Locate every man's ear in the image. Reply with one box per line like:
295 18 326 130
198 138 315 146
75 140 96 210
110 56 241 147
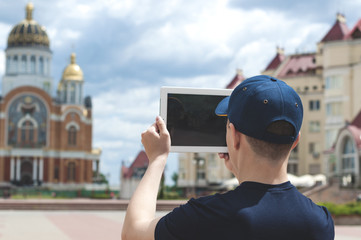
291 132 301 150
229 123 241 150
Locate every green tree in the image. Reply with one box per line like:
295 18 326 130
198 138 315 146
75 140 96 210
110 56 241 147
171 172 178 189
93 171 109 184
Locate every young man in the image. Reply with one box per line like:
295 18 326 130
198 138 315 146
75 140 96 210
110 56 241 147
122 75 335 240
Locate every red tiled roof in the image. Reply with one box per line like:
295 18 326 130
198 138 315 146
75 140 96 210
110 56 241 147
321 18 349 42
265 52 285 71
346 125 361 149
351 109 361 128
277 54 316 78
345 18 361 40
122 151 149 179
226 70 245 89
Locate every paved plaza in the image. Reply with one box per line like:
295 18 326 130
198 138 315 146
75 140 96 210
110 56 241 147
0 211 360 239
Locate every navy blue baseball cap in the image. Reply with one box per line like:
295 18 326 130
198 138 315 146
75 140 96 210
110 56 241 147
215 75 303 144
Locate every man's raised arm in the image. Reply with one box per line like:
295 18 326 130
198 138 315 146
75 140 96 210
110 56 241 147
121 116 170 240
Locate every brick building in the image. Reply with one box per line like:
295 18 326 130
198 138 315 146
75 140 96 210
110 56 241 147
0 3 101 188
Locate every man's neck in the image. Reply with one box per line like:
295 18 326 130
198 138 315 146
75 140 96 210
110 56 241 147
234 155 289 185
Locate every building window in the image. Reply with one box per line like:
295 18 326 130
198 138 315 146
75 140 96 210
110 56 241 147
309 100 320 111
309 142 321 158
326 129 338 149
67 162 76 182
39 57 44 75
287 163 298 175
309 164 321 175
70 83 76 104
6 56 10 73
68 126 77 146
79 84 83 104
195 159 206 181
309 121 320 132
46 58 50 76
12 55 18 73
21 55 27 73
325 75 343 90
30 55 36 73
20 120 35 146
63 83 67 103
44 58 48 75
54 166 59 180
43 82 50 93
208 154 217 168
342 137 355 172
326 102 342 117
341 137 356 187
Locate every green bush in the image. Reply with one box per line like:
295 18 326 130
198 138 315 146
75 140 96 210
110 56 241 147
90 193 111 199
319 202 361 216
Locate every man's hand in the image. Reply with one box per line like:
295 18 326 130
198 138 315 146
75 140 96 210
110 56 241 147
141 116 170 165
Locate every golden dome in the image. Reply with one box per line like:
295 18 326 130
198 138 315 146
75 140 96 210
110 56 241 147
62 53 84 81
7 3 50 49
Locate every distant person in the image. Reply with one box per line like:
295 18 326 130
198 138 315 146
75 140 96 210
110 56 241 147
122 75 334 240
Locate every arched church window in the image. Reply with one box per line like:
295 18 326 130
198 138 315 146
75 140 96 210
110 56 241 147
39 57 44 75
21 55 27 73
20 120 35 146
68 126 77 146
45 58 49 76
342 137 355 171
6 56 10 73
8 95 47 147
70 83 76 104
63 84 67 103
78 84 83 104
30 55 36 73
54 166 59 181
12 55 18 73
67 162 76 182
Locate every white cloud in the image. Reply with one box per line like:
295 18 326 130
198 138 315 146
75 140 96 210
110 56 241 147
164 74 230 89
0 22 11 77
53 0 101 20
0 22 11 48
120 0 242 64
0 51 4 78
103 0 183 24
94 116 148 141
93 86 159 120
48 28 82 48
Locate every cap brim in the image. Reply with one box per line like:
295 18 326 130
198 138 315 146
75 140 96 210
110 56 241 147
215 96 230 116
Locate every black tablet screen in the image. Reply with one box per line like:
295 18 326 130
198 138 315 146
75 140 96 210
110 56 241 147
167 93 228 147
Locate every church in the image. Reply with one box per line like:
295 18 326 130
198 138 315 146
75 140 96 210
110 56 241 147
0 3 101 187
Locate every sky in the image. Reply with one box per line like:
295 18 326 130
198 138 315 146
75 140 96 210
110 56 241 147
0 0 360 185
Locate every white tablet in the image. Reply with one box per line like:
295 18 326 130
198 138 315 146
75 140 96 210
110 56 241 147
160 87 232 153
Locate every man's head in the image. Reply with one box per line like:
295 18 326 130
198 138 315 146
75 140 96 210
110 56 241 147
216 75 303 160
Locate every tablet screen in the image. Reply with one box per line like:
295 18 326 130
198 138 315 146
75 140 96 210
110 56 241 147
167 94 227 146
160 87 231 152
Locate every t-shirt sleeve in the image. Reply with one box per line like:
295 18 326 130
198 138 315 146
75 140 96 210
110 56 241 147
155 199 199 240
320 206 335 239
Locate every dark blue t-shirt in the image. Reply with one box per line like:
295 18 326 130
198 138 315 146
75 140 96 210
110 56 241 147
155 181 334 240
